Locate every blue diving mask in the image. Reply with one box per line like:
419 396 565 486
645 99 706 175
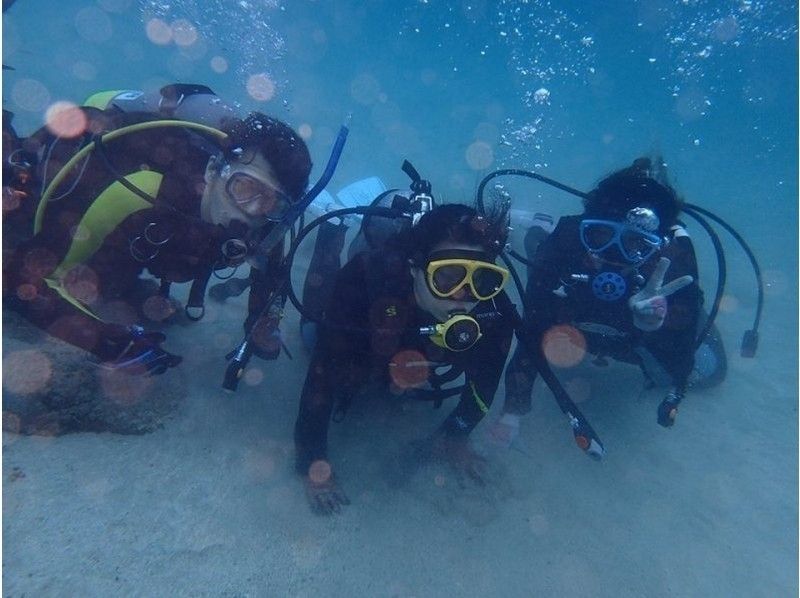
579 207 664 264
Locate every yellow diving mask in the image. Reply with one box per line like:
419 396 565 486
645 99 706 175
425 249 509 301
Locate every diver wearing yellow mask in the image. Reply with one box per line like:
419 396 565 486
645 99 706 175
294 203 515 516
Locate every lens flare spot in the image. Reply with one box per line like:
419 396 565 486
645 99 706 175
72 61 98 81
243 367 265 386
3 350 53 395
718 294 739 313
11 79 50 112
22 247 57 278
171 18 198 47
541 325 587 368
63 264 99 305
297 123 312 140
350 73 381 105
389 350 430 389
3 187 22 212
146 18 173 45
246 73 276 102
142 295 176 322
75 7 113 43
48 316 101 352
210 55 229 73
16 283 38 301
420 68 437 85
465 141 494 170
45 102 88 139
434 474 446 487
98 368 153 405
308 459 331 484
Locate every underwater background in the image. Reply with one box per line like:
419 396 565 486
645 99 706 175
3 0 798 596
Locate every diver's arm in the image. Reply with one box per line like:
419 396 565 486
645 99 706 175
244 238 285 330
3 218 152 361
643 232 701 388
241 239 286 360
294 346 338 475
293 256 371 474
502 224 567 416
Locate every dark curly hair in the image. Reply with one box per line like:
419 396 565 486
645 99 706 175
396 203 509 265
222 112 312 201
583 157 682 234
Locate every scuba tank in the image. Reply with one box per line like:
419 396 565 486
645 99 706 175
298 160 435 351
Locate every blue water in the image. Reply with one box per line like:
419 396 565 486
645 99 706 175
3 1 797 596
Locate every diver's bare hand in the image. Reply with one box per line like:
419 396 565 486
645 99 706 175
486 413 521 449
303 461 350 515
629 257 693 331
430 435 487 487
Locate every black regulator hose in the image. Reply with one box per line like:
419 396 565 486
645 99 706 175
499 250 605 460
285 205 402 323
685 203 763 357
679 207 727 350
476 168 589 214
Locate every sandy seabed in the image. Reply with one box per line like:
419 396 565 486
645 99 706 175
3 271 797 598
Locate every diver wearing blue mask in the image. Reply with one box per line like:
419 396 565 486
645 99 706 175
491 158 726 449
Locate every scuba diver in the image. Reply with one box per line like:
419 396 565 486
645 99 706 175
293 196 516 515
3 84 314 375
489 157 732 449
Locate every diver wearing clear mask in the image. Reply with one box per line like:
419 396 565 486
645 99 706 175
4 84 312 375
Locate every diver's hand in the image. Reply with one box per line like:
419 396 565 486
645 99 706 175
657 390 683 428
303 464 350 516
486 413 520 449
426 434 487 487
100 326 182 376
249 309 283 360
629 257 693 331
251 327 282 360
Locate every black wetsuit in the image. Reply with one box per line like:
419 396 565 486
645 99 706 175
504 215 701 416
294 249 515 475
3 108 283 360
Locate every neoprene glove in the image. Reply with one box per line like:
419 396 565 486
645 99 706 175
100 325 182 376
629 257 693 332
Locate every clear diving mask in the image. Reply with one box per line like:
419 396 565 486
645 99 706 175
221 165 295 223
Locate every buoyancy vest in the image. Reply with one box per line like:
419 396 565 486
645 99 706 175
32 84 243 321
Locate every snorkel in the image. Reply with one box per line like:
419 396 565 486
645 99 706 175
222 118 350 391
247 118 351 270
